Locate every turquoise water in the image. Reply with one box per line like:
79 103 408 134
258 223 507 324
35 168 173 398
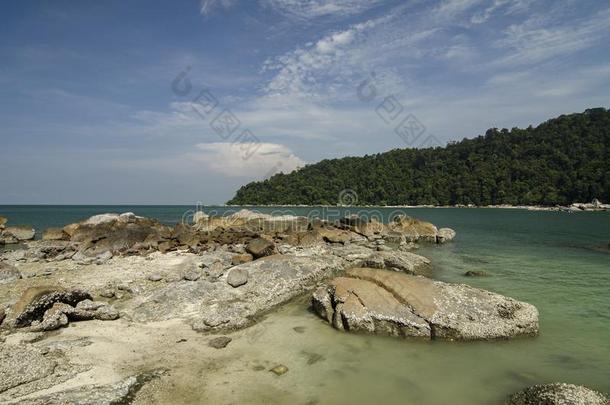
1 206 609 403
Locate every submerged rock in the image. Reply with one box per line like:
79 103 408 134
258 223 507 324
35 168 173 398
270 365 289 376
208 336 232 349
506 383 609 405
312 267 539 340
464 270 489 277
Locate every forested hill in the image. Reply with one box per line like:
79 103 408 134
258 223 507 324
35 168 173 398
228 108 610 206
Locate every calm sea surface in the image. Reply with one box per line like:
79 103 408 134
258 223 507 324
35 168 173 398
1 205 609 404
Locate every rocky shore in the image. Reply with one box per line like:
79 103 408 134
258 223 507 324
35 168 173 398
0 210 605 403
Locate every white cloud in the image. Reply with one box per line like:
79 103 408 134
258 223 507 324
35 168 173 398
200 0 237 15
192 142 305 177
261 0 384 19
494 7 610 65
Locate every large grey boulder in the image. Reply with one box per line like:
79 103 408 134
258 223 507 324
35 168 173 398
313 267 539 340
128 251 345 331
3 226 35 241
507 383 609 405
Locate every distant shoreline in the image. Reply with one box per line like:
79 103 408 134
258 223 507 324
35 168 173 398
225 203 610 212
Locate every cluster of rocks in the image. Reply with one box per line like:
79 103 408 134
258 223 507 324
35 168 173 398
0 215 35 245
1 286 118 332
568 198 610 212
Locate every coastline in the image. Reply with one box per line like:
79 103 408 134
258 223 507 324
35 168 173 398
225 203 610 212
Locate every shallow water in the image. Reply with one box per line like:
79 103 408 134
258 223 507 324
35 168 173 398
1 206 609 403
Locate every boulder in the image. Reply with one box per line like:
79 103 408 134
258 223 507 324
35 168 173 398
10 286 92 328
193 211 209 224
42 228 68 241
437 228 456 243
31 299 119 332
3 226 35 241
312 268 539 340
231 253 253 265
0 216 6 229
0 307 5 326
0 232 18 245
353 250 430 275
507 383 609 405
246 237 276 259
388 215 438 243
68 213 171 255
339 216 387 239
226 268 248 287
129 251 345 332
0 262 21 284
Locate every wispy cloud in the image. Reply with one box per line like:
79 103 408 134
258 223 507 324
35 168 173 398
261 0 385 19
494 7 610 65
200 0 237 15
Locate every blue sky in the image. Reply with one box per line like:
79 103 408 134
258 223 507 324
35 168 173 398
1 0 609 204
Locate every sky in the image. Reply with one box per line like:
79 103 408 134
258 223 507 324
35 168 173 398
1 0 609 204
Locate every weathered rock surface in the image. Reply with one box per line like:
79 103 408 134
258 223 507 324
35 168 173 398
0 216 7 229
388 215 438 243
3 226 36 241
313 267 539 340
506 383 609 405
68 213 171 256
0 262 21 284
30 299 119 331
246 237 276 258
437 228 457 243
128 250 345 331
226 267 248 287
9 286 92 328
12 370 165 405
41 228 68 241
231 253 253 265
0 345 56 394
